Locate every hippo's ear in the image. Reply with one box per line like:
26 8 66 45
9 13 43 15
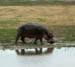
48 31 53 35
48 31 54 38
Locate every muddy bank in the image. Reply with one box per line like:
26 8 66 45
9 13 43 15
0 42 75 50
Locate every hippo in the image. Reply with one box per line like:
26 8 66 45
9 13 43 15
15 23 54 45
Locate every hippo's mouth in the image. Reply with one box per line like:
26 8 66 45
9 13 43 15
50 41 54 44
48 39 55 44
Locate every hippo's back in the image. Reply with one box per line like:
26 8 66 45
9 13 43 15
18 23 48 35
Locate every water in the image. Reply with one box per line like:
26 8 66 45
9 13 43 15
0 48 75 67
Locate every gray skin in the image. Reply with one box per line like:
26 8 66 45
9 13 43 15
15 23 54 45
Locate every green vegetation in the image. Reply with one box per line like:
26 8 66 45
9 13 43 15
51 25 75 41
36 18 46 22
0 28 16 43
63 37 75 41
0 20 19 24
0 0 74 5
3 8 17 12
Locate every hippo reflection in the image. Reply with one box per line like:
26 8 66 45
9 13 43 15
15 48 54 55
15 23 54 45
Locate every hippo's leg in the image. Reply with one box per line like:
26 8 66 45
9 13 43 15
21 36 26 44
34 38 38 44
15 33 20 45
39 38 43 45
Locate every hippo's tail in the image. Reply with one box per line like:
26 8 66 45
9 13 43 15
15 31 21 45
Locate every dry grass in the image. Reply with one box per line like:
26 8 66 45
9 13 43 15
0 5 75 28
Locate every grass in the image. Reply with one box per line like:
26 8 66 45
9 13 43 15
3 8 17 12
0 14 5 16
0 20 19 24
63 37 75 41
0 28 16 43
51 25 75 41
36 18 46 22
0 0 74 5
0 4 75 43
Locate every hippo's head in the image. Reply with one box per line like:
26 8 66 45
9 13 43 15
45 32 55 44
